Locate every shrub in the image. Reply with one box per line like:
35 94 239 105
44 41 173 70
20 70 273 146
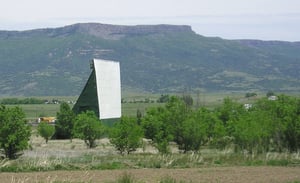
37 122 55 143
0 106 31 159
110 116 143 154
73 111 105 148
55 102 75 139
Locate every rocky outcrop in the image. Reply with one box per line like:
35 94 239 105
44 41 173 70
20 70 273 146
73 23 193 39
0 23 194 40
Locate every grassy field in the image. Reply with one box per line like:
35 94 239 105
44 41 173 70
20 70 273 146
0 135 300 182
6 91 295 121
2 92 257 121
5 102 165 122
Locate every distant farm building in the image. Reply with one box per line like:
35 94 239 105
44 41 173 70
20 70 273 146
72 59 121 120
38 117 56 123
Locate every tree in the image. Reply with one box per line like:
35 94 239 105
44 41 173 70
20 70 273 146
165 96 192 145
110 116 143 154
254 95 300 152
273 95 300 152
141 107 173 153
216 97 245 136
73 111 105 148
0 106 31 159
38 122 55 143
232 109 272 153
180 117 205 152
55 102 75 139
177 107 225 152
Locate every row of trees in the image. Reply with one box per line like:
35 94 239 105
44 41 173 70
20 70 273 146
142 95 300 153
1 94 299 159
0 98 45 105
54 94 299 154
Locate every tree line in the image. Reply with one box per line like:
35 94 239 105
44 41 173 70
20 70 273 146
0 98 45 105
0 94 299 159
142 94 300 153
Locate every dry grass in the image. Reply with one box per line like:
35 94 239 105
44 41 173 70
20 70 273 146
1 135 300 182
3 167 300 183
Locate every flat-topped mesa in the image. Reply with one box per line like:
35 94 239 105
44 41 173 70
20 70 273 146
0 23 194 39
72 23 194 39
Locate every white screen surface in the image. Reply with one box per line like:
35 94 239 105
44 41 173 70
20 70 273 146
93 59 121 119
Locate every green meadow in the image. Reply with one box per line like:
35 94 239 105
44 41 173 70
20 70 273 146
1 91 273 121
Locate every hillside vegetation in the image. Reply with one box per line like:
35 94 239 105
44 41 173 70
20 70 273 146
0 23 299 96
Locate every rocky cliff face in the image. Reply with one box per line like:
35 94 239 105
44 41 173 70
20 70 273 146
75 23 193 39
0 23 194 40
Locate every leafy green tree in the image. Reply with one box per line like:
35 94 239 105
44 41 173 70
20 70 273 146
141 107 173 153
196 108 225 140
180 116 205 152
110 116 143 154
177 107 226 152
165 96 192 145
37 122 55 143
0 106 31 159
73 111 105 148
274 95 300 152
142 96 195 153
254 97 285 152
142 107 166 140
55 102 75 139
233 110 272 153
196 108 226 149
216 97 245 135
226 95 300 153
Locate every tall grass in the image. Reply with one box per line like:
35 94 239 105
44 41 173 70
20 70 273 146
1 150 300 172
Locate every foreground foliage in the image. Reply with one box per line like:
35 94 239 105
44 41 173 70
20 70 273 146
109 116 143 154
142 94 300 153
73 111 105 148
0 106 31 159
55 102 76 139
37 122 55 143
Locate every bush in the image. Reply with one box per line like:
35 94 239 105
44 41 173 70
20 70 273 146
73 111 105 148
55 102 75 139
110 116 143 154
0 106 31 159
38 122 55 143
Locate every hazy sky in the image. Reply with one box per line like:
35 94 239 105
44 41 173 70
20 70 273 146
0 0 299 41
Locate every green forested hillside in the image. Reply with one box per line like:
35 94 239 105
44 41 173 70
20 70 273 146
0 23 299 96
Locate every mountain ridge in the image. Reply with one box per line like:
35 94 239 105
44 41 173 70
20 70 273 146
0 23 299 96
0 23 193 40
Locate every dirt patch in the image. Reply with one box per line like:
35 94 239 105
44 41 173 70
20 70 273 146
3 166 300 183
